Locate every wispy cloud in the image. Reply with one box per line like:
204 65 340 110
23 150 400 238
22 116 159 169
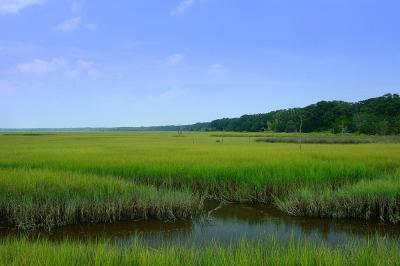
76 59 98 77
167 53 185 65
171 0 195 15
208 63 228 73
86 23 97 31
16 57 98 77
0 0 45 15
209 63 224 70
16 58 67 76
55 17 81 32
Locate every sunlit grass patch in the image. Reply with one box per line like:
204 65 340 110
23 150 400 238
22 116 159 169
0 168 202 230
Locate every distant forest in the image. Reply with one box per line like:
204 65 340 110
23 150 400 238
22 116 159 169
181 93 400 135
2 94 400 135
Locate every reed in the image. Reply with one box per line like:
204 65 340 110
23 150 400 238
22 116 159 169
0 168 202 230
275 175 400 223
0 237 399 265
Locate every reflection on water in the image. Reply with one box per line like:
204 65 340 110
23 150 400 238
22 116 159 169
1 201 399 247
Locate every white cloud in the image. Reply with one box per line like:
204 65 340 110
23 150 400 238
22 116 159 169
171 0 195 15
0 0 45 15
16 58 67 76
16 58 98 77
76 59 93 69
55 17 81 32
167 53 185 65
86 23 97 31
208 63 228 74
76 59 98 77
209 63 224 70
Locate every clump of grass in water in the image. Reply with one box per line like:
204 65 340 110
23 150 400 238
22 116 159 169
0 168 203 230
275 175 400 223
0 236 399 265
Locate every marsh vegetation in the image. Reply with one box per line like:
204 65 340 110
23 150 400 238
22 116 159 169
0 132 399 224
0 132 399 264
1 236 400 266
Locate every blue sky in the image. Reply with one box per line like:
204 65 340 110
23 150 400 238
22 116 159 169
1 0 399 128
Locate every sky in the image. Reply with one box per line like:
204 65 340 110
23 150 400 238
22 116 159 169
1 0 400 128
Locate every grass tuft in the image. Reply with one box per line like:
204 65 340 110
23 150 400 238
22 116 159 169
275 176 400 223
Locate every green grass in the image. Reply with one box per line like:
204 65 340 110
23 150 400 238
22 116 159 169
0 237 399 266
0 131 400 264
275 175 400 223
0 168 202 230
1 132 399 187
0 131 399 226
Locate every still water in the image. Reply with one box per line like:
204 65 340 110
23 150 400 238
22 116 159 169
1 201 399 247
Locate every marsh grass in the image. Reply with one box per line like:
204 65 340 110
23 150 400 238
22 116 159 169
1 133 397 188
0 132 399 227
0 236 399 265
275 175 400 223
0 168 202 230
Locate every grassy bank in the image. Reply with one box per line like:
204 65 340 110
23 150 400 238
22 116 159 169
275 175 400 223
0 237 399 265
0 168 202 230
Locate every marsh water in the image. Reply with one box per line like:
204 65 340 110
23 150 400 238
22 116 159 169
1 201 399 247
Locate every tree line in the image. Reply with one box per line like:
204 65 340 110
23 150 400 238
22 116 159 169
201 93 400 135
5 93 397 135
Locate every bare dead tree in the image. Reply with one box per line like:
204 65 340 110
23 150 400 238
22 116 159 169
298 115 303 151
291 109 303 151
341 121 345 135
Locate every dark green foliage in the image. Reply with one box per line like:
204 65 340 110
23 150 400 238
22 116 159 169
208 93 400 134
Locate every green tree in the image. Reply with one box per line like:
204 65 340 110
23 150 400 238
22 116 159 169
286 120 297 132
